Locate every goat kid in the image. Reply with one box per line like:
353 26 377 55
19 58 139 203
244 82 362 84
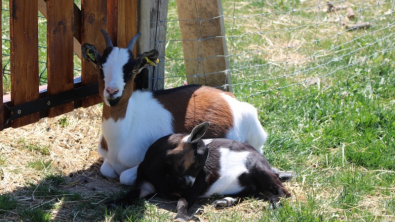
109 122 292 221
81 29 268 185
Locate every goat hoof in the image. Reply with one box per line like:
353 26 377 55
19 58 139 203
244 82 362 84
212 199 228 208
174 214 189 221
212 197 239 208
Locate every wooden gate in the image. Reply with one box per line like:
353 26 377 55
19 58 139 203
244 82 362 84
0 0 139 130
1 0 230 131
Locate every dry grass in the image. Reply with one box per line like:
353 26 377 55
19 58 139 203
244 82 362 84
0 104 310 221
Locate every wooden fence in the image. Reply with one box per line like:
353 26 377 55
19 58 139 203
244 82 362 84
1 0 229 131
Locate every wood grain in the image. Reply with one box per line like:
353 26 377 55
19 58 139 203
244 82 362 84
150 0 169 91
10 0 40 127
107 0 118 44
46 0 74 117
117 0 137 53
38 0 82 58
81 0 107 107
176 0 231 91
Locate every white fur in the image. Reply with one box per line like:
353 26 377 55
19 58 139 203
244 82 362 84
222 94 268 154
182 135 190 143
200 148 250 197
202 139 213 146
120 165 138 185
184 176 196 187
140 181 156 198
101 47 130 105
98 91 173 184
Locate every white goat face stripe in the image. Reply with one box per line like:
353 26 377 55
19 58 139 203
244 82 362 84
102 47 130 104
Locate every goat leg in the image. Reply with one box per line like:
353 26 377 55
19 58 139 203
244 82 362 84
212 197 240 208
175 198 189 221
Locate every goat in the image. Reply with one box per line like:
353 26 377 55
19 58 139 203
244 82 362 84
108 122 293 221
81 29 268 185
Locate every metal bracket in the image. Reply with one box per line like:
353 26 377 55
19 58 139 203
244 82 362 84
4 82 99 125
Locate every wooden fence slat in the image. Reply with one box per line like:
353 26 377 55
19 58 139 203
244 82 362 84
81 0 107 107
176 0 231 91
46 0 74 117
107 0 118 44
0 1 3 130
38 0 82 59
73 3 82 43
150 0 169 91
10 0 40 127
117 0 137 52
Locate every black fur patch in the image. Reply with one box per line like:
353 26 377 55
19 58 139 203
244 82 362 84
108 97 121 106
122 50 137 83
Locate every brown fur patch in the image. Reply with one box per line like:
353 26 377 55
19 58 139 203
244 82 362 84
100 136 108 151
154 85 234 138
101 75 137 122
167 139 196 173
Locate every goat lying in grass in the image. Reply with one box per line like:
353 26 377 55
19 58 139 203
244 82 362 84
81 29 268 185
108 122 293 221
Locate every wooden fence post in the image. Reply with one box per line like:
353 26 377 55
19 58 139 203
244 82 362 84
175 0 231 91
150 0 169 91
10 0 40 127
47 0 74 117
81 0 107 107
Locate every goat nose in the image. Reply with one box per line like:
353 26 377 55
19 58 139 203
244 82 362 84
106 87 119 95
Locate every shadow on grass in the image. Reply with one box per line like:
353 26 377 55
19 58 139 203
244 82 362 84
0 159 204 221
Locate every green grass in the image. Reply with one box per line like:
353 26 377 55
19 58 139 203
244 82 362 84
17 139 50 156
19 208 51 222
27 160 52 171
57 117 69 127
0 194 18 212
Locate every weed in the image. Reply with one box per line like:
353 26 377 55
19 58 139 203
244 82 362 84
19 208 51 222
17 139 50 156
44 175 65 186
57 117 69 127
27 160 52 171
0 195 18 212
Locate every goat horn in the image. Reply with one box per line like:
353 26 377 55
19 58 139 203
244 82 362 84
127 32 141 52
100 29 113 48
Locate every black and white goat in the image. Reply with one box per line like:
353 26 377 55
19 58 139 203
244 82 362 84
108 122 292 221
81 29 268 185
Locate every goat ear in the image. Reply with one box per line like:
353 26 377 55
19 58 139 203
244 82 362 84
81 43 102 68
133 49 159 74
187 122 210 144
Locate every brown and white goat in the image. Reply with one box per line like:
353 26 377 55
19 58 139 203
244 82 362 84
81 29 268 185
108 122 292 221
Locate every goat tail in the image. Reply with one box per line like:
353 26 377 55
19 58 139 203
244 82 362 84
246 113 268 154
